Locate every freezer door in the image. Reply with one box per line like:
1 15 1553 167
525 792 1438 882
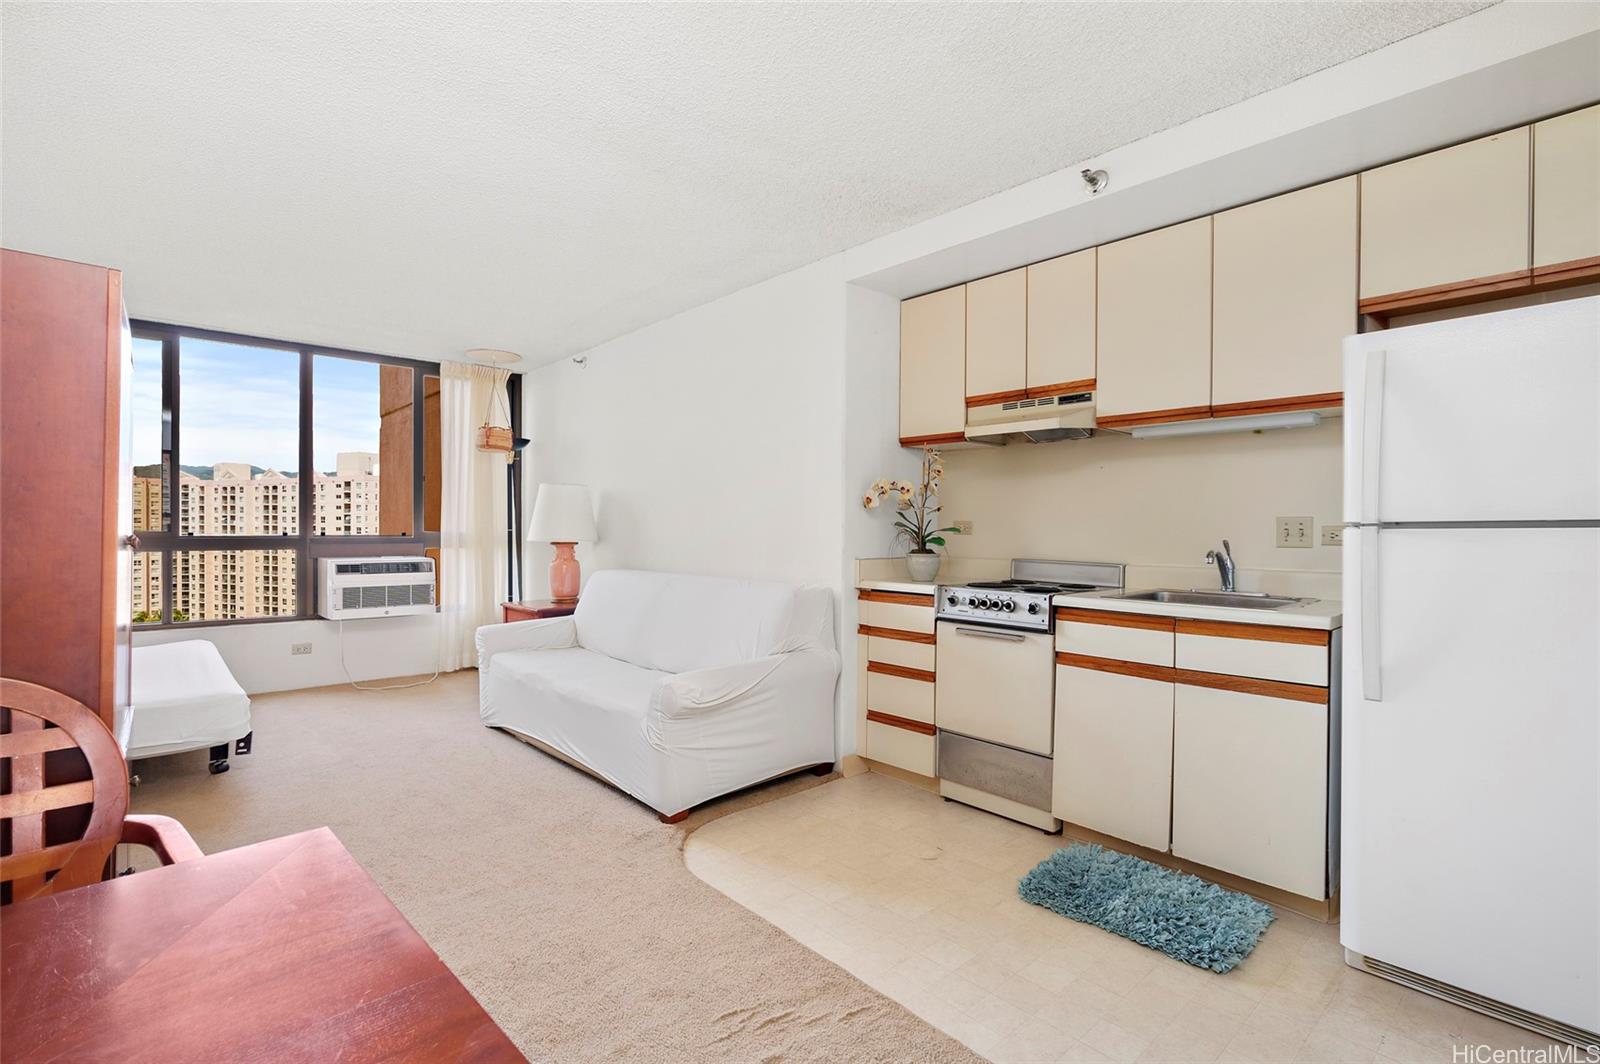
1343 296 1600 525
1342 526 1600 1030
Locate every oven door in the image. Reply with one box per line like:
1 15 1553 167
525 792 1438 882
934 621 1055 756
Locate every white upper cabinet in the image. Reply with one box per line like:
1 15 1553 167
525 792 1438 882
1359 127 1531 303
1533 103 1600 274
964 268 1027 403
1096 217 1212 422
899 286 966 444
1212 177 1357 410
1026 249 1096 395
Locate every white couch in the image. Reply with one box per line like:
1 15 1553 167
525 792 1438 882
476 569 840 821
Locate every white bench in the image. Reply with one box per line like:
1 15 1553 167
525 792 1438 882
129 640 253 774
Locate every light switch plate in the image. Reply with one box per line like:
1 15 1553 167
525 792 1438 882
952 520 974 535
291 642 313 656
1276 516 1313 548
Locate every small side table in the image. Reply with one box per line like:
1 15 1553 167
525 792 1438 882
502 599 577 623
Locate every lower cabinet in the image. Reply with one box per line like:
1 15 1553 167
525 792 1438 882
865 718 935 776
1171 682 1328 899
1052 663 1173 852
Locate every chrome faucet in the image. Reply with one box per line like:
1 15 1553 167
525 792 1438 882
1204 540 1237 592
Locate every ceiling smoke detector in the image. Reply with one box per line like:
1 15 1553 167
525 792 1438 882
1081 168 1109 195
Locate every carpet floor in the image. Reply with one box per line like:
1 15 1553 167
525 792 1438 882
127 670 978 1063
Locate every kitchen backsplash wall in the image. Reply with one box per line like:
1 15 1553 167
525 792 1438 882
938 418 1343 573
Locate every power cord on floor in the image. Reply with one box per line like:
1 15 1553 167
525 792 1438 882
337 618 441 691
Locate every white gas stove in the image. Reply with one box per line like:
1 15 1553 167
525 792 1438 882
933 559 1124 832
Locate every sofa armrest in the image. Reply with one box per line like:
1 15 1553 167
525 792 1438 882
652 650 839 721
475 616 578 669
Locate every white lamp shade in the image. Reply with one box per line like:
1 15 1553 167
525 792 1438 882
528 483 596 543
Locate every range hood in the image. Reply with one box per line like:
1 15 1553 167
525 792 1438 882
964 391 1096 444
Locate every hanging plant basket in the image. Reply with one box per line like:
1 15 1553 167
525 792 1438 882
477 386 514 453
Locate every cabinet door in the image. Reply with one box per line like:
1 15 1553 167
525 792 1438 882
899 286 966 444
1212 177 1357 410
1172 682 1327 898
1533 103 1600 274
1096 218 1212 423
1026 249 1095 395
964 268 1026 403
1052 664 1173 851
1360 127 1531 303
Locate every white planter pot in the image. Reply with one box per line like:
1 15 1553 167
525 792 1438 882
905 551 941 583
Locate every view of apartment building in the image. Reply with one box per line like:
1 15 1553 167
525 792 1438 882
131 452 381 622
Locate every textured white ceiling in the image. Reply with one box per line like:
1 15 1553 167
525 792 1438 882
2 2 1490 365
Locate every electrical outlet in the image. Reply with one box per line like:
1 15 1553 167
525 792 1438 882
1276 516 1313 548
952 520 973 535
1321 525 1345 546
291 642 313 656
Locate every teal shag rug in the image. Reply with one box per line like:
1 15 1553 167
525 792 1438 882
1018 844 1274 973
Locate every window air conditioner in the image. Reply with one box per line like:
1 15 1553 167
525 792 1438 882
317 556 436 620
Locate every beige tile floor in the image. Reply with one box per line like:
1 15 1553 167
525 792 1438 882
685 771 1565 1063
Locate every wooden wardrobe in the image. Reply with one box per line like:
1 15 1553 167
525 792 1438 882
1 249 133 876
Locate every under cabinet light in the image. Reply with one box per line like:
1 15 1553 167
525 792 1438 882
1129 411 1321 439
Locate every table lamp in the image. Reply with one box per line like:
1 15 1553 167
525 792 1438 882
528 483 596 602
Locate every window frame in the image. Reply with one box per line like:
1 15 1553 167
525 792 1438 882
130 321 522 628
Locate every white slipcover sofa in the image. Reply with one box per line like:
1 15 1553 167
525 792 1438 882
476 569 840 821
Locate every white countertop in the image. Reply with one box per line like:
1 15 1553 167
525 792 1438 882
856 578 943 596
1054 588 1343 630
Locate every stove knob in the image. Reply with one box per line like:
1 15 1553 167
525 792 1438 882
946 594 958 607
1027 602 1041 614
1001 600 1016 612
965 596 977 607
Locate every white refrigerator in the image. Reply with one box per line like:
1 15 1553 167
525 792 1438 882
1341 296 1600 1046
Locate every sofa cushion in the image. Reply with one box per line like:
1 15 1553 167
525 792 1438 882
573 569 832 675
493 646 667 722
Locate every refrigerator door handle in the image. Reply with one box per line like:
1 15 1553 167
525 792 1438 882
1361 526 1382 702
1361 349 1387 525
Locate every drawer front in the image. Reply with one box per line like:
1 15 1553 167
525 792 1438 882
858 598 935 634
1057 618 1174 666
866 635 935 672
1172 682 1328 898
1176 632 1327 686
866 720 935 776
866 669 935 725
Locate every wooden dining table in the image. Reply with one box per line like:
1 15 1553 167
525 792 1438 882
1 826 526 1063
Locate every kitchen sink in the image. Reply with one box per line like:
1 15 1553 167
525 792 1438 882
1115 589 1308 610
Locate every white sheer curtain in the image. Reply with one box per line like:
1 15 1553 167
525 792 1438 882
439 360 511 671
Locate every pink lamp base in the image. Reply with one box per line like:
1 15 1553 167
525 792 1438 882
549 542 581 602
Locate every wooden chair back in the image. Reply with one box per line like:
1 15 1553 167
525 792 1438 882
1 677 128 903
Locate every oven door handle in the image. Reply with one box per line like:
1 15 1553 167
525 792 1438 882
952 625 1028 642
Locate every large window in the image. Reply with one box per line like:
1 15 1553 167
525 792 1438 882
129 324 521 626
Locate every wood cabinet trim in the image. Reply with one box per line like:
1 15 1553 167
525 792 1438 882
1530 255 1600 288
866 660 936 684
1095 405 1213 430
857 624 936 645
1174 668 1329 705
1056 651 1175 684
865 710 937 736
1174 618 1331 646
1026 378 1096 399
856 589 935 607
1055 608 1175 632
1209 392 1344 417
1358 268 1533 317
899 431 966 448
965 388 1029 408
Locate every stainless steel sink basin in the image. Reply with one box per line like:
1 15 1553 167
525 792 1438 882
1115 589 1308 610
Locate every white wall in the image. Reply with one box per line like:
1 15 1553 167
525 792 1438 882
524 255 851 593
938 420 1345 575
133 615 440 694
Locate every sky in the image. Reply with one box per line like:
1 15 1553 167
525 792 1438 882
131 336 410 474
